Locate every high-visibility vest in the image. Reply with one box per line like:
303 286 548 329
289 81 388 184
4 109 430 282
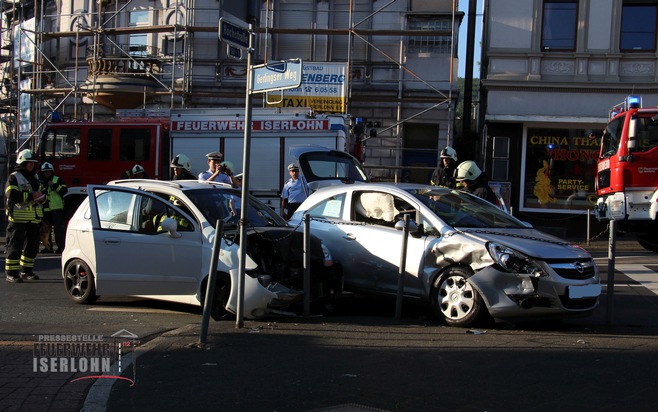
44 176 66 211
5 171 43 223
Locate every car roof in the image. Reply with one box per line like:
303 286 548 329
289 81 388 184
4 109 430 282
108 179 233 193
309 181 452 195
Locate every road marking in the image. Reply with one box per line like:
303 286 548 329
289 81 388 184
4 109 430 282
615 264 658 296
87 307 192 315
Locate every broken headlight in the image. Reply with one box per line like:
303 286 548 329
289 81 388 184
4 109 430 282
487 242 547 277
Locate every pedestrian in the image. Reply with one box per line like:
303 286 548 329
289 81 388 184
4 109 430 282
4 149 46 283
430 146 458 188
280 163 310 220
454 160 498 205
199 152 235 186
170 154 196 180
39 162 68 253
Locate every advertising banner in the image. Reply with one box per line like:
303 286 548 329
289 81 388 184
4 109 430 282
522 127 601 211
266 62 347 113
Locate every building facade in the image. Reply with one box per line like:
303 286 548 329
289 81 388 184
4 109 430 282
480 0 658 236
0 0 463 184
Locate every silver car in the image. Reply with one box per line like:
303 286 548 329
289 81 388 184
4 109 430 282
289 151 601 327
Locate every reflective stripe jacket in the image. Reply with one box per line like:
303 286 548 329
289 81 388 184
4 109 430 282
44 175 67 211
5 170 44 223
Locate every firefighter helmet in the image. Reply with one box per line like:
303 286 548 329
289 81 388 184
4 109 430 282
41 162 54 172
132 164 145 175
454 160 482 182
16 149 38 165
170 154 191 172
440 146 458 162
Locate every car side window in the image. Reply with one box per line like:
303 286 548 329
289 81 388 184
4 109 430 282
307 193 345 218
353 191 416 228
96 191 135 230
140 195 194 233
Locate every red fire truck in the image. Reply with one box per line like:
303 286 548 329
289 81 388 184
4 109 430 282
594 95 658 252
37 108 350 218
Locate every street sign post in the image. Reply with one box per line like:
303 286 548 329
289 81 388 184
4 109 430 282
218 18 250 50
251 59 303 94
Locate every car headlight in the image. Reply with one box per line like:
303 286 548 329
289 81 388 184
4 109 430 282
487 242 547 277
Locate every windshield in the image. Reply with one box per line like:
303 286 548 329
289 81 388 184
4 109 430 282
408 188 526 229
184 188 285 229
601 116 624 158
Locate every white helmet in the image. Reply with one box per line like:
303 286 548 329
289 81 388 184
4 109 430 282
41 162 54 172
455 160 482 182
132 164 145 175
16 149 38 165
440 146 458 162
171 154 191 172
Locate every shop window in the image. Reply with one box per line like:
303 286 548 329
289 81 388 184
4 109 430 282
621 3 658 52
541 1 577 51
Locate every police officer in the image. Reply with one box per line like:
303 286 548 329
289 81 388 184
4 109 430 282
199 151 234 186
170 154 196 180
40 162 68 253
454 160 498 205
280 163 309 220
5 149 46 282
431 146 458 188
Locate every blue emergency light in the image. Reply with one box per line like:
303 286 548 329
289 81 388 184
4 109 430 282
626 95 641 109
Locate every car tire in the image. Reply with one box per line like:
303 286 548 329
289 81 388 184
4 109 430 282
431 266 484 327
202 273 232 321
63 259 99 304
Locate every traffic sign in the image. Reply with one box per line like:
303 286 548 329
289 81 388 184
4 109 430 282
251 60 303 94
219 18 250 50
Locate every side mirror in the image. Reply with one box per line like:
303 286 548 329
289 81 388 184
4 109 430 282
160 217 181 238
395 218 419 233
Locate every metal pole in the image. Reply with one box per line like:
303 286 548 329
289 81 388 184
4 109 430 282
236 23 255 329
395 214 410 320
605 219 616 326
587 209 591 246
303 214 311 316
200 220 224 344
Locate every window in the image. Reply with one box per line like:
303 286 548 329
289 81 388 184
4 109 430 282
353 191 415 227
542 1 577 51
87 128 113 161
307 194 346 219
621 3 658 51
40 128 80 159
408 16 453 54
129 10 149 57
119 128 151 161
491 136 510 181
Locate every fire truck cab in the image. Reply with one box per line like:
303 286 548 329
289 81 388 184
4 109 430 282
595 95 658 252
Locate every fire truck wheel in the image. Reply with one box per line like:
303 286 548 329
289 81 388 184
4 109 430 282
64 259 99 304
637 235 658 253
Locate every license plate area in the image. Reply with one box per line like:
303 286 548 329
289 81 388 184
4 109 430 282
568 284 602 299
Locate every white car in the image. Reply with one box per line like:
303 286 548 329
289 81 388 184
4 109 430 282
289 148 601 327
61 180 338 319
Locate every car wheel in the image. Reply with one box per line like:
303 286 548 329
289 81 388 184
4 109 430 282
63 259 98 304
202 273 232 321
432 266 484 327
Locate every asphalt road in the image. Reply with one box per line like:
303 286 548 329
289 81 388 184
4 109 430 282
1 245 658 411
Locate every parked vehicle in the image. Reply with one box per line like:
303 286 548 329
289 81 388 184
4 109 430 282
289 150 601 327
594 95 658 252
61 179 339 319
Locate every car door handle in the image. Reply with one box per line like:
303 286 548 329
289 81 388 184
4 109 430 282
343 233 356 241
104 239 121 245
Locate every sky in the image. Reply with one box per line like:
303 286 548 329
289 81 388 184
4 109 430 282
458 1 483 78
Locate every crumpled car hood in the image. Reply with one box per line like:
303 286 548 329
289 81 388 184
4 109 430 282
455 228 590 260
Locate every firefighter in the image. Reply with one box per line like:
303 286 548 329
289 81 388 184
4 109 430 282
4 149 46 283
131 164 146 178
430 146 458 189
170 154 196 180
280 163 310 220
454 160 498 205
40 162 68 253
